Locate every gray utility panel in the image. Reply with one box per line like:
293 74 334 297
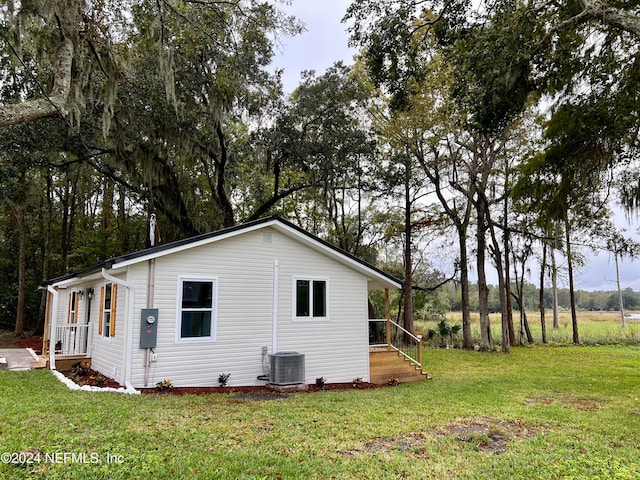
140 308 158 348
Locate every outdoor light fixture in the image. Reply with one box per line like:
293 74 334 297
87 288 94 300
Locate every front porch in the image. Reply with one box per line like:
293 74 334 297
41 323 91 370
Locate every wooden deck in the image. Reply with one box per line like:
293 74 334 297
37 355 91 371
369 348 429 384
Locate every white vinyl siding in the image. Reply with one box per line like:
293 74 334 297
87 278 126 384
276 234 369 384
79 226 373 388
127 231 274 387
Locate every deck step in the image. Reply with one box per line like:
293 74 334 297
369 349 430 385
41 355 91 371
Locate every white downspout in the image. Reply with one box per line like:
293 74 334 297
272 259 279 353
101 268 137 393
47 285 60 370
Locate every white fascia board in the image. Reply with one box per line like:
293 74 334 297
51 271 105 288
50 277 78 289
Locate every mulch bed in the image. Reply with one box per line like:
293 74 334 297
59 366 386 395
141 381 384 396
7 335 393 396
62 367 123 389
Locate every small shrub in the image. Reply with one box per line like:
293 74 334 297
69 361 90 385
387 376 400 386
93 374 107 387
70 361 89 377
156 379 173 391
427 319 462 348
218 373 231 387
315 377 326 390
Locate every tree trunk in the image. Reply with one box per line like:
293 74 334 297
564 215 579 344
503 191 515 346
615 253 626 328
403 165 414 335
523 309 534 343
14 203 26 337
485 200 509 353
33 173 53 336
551 247 560 329
539 242 547 344
0 38 74 127
512 253 525 345
215 123 235 228
476 199 492 350
459 227 473 349
581 0 640 39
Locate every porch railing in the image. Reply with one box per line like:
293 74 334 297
369 318 422 369
53 324 89 355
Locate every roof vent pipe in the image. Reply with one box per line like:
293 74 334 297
149 214 161 247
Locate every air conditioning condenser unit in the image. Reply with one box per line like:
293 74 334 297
269 352 305 385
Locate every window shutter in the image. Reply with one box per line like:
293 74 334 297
67 294 72 323
98 287 104 335
110 284 118 337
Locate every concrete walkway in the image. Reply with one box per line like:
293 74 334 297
0 348 38 371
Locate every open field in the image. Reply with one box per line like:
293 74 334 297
1 345 639 479
415 310 640 347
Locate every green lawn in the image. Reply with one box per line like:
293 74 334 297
1 346 639 479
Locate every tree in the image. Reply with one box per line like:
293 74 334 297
252 62 382 259
603 229 640 328
368 52 475 347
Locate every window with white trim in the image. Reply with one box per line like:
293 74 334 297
177 277 217 341
294 278 328 320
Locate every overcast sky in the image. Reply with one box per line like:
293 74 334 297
270 0 356 93
269 1 640 292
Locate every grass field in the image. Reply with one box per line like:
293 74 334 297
1 345 639 479
415 310 640 347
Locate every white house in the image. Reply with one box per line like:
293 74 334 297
43 216 426 390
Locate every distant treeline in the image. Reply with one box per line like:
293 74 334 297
406 283 639 322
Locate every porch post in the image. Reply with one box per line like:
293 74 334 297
417 335 423 369
42 290 51 356
47 285 60 370
385 288 391 351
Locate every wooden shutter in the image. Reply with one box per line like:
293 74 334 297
74 292 79 323
67 294 72 323
98 286 104 335
110 284 118 337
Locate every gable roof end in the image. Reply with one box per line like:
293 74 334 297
49 216 402 290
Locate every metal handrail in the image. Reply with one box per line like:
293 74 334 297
369 318 422 368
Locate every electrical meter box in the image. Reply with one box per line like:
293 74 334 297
140 308 158 348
